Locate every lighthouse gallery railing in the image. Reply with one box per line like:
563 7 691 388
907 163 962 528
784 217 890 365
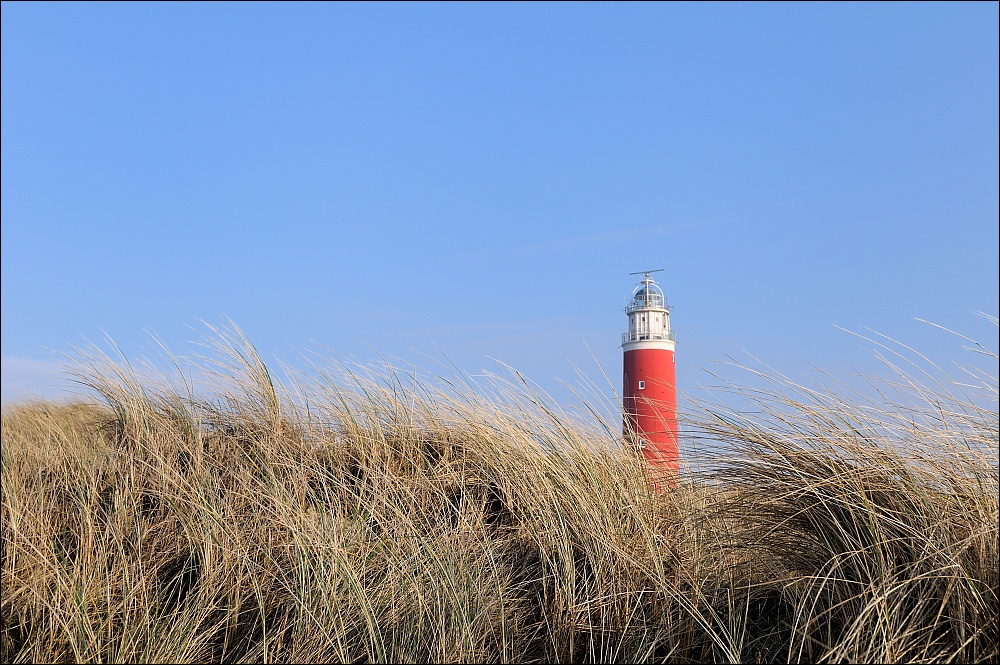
622 330 676 344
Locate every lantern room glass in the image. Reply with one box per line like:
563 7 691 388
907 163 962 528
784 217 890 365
629 282 665 310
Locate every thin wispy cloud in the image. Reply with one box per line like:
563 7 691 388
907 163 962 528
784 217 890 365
1 356 66 403
492 221 709 257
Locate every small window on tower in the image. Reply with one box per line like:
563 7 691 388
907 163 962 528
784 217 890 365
638 380 645 390
638 439 647 449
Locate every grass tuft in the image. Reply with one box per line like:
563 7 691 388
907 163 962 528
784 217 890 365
2 322 996 663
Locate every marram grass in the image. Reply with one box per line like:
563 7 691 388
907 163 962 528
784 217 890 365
1 323 996 663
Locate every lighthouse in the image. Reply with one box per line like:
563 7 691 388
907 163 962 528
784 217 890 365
622 270 678 477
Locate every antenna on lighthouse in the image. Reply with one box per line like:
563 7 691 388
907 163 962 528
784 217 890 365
629 268 664 288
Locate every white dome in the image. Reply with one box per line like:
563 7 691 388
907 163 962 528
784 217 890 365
630 281 665 310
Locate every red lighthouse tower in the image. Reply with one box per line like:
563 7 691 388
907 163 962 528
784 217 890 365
622 270 678 477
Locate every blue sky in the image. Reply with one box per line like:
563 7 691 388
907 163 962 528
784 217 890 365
2 2 998 405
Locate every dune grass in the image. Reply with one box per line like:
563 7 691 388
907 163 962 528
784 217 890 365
1 322 996 663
